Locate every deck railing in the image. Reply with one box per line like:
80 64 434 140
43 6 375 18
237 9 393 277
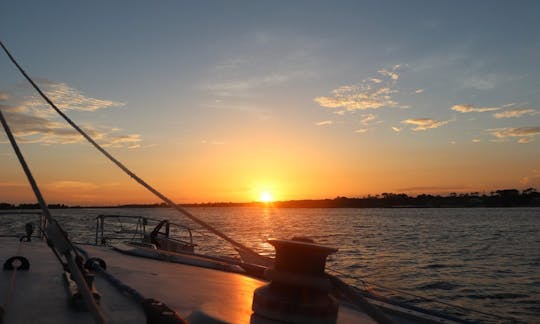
94 214 194 247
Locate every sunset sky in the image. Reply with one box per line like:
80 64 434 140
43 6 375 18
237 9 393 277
1 1 539 205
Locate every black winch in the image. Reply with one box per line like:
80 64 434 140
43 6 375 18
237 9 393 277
252 238 339 323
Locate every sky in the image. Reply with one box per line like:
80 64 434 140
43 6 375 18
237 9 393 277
1 1 539 205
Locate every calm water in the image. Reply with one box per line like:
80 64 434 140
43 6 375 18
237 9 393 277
2 207 539 323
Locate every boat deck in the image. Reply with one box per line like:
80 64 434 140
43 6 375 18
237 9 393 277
0 238 375 323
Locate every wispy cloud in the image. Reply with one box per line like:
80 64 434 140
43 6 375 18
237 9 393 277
518 137 534 144
487 127 540 143
401 118 451 131
397 185 474 193
0 81 140 148
451 104 503 113
415 89 424 94
23 79 125 112
315 120 333 126
354 128 369 134
378 66 400 80
204 32 321 101
520 169 540 186
206 73 296 96
315 65 402 111
493 109 538 119
201 140 225 145
462 75 497 90
351 114 381 133
0 181 27 188
391 126 402 133
1 104 80 143
359 114 378 125
46 181 100 191
101 134 142 148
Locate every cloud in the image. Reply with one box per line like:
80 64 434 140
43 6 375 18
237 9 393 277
46 181 100 191
401 118 451 131
1 104 141 147
0 81 140 148
518 137 534 144
359 114 378 125
355 128 369 134
488 127 540 143
397 185 474 193
315 65 401 111
101 134 142 148
23 79 125 112
314 85 397 110
415 89 424 94
0 181 27 188
462 76 497 90
315 120 333 126
451 104 502 113
378 65 401 80
204 33 321 100
520 169 540 186
391 126 402 132
201 140 225 145
472 139 481 143
206 73 294 95
493 109 538 119
1 104 79 143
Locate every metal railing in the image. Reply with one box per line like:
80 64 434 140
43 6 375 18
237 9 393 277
94 214 194 248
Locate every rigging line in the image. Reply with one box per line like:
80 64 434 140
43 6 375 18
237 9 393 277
0 40 262 261
76 246 185 323
0 106 105 324
327 267 516 322
76 246 146 303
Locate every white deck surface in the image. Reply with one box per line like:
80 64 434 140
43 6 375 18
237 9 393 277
0 237 375 323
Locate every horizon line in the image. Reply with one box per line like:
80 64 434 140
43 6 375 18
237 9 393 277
1 187 538 208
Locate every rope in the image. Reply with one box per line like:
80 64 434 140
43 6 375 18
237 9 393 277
76 246 185 323
0 39 263 264
75 246 146 302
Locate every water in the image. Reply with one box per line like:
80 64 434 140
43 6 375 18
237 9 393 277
2 207 539 323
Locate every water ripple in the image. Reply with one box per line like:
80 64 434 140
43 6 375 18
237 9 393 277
1 206 538 323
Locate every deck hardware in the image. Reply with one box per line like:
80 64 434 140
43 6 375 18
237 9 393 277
64 271 102 311
142 298 186 324
19 222 34 242
3 256 30 271
85 257 107 271
252 238 339 324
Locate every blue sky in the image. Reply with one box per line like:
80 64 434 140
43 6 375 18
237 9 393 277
1 1 539 204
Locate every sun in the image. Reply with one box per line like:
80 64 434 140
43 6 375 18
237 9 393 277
259 191 274 203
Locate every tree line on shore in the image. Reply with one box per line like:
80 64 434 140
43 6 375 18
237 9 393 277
2 188 539 209
270 188 540 208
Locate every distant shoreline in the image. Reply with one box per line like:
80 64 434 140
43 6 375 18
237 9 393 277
2 188 539 209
